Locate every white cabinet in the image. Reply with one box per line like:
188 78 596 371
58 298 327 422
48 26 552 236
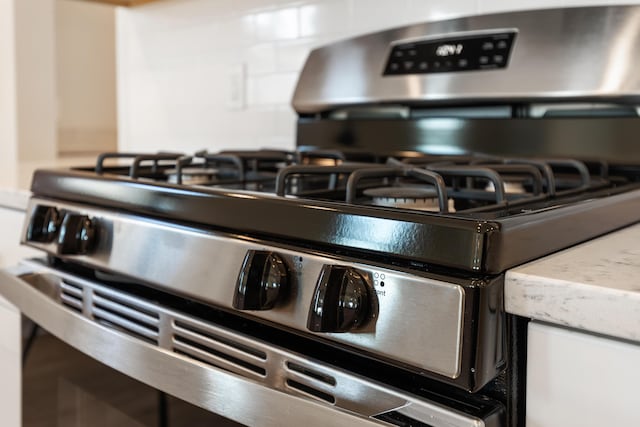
0 207 24 427
0 204 32 427
527 321 640 427
0 294 20 427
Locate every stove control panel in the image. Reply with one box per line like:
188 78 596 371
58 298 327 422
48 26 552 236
384 30 517 75
233 250 290 310
22 198 470 384
307 265 371 333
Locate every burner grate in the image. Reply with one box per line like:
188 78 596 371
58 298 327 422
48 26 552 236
84 149 633 215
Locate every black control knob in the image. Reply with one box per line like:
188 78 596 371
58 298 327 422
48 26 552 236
26 205 61 243
234 250 289 310
307 265 370 333
57 214 96 255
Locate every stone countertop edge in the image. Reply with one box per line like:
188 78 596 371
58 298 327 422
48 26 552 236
505 222 640 343
0 189 31 211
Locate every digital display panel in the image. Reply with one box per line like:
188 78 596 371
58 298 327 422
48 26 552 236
383 31 517 75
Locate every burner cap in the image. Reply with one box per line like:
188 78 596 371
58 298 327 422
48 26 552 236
363 186 454 212
485 181 526 194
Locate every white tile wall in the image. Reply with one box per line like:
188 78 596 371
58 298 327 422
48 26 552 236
116 0 640 154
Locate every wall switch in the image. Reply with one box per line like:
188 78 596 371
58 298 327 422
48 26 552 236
227 63 246 110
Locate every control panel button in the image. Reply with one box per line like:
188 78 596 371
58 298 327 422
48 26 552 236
307 265 370 333
479 56 489 65
493 54 504 64
234 251 289 311
496 40 508 49
26 205 61 243
57 214 96 255
482 41 494 50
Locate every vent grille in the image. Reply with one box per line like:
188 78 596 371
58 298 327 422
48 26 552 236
285 361 337 404
92 290 160 344
50 273 426 421
60 280 83 313
173 320 267 378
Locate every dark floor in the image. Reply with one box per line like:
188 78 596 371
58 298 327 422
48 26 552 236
23 332 243 427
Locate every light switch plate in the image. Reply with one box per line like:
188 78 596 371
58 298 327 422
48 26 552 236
227 63 246 111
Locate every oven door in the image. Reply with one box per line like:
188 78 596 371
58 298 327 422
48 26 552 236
0 260 504 427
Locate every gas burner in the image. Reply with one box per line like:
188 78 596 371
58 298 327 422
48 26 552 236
165 167 220 185
363 186 456 212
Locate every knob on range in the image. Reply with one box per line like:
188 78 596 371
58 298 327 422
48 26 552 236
234 250 289 310
307 265 371 333
57 214 96 255
26 205 61 243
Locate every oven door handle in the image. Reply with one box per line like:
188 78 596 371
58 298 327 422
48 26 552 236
0 266 397 427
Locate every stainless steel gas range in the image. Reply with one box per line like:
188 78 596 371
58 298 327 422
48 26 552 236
5 5 640 427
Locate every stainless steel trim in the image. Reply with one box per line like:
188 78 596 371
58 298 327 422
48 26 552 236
292 6 640 113
527 103 640 118
0 262 489 427
22 197 466 379
388 28 518 46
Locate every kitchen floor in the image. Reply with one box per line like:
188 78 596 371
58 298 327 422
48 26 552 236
23 330 243 427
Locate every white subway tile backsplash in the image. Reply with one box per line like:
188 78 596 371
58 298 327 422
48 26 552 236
247 43 278 74
350 0 413 33
409 0 479 21
117 0 615 153
275 38 315 72
274 106 298 142
247 72 299 106
252 7 300 41
478 0 562 14
300 0 350 37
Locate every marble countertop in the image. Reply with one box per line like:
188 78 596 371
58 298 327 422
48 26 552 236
0 189 30 211
506 223 640 343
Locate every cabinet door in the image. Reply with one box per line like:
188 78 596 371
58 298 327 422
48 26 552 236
527 321 640 427
0 294 21 427
0 206 28 427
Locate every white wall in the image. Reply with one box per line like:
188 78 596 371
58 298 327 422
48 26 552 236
56 0 118 155
0 0 57 189
0 0 19 187
116 0 640 154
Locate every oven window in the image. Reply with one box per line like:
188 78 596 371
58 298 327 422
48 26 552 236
23 332 244 427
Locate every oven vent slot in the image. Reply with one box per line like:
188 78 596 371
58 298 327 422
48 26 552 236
284 379 336 404
285 362 336 385
91 290 160 344
284 361 336 404
373 411 435 427
60 280 83 313
172 320 267 378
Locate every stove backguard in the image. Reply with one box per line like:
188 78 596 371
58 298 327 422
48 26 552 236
292 6 640 163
